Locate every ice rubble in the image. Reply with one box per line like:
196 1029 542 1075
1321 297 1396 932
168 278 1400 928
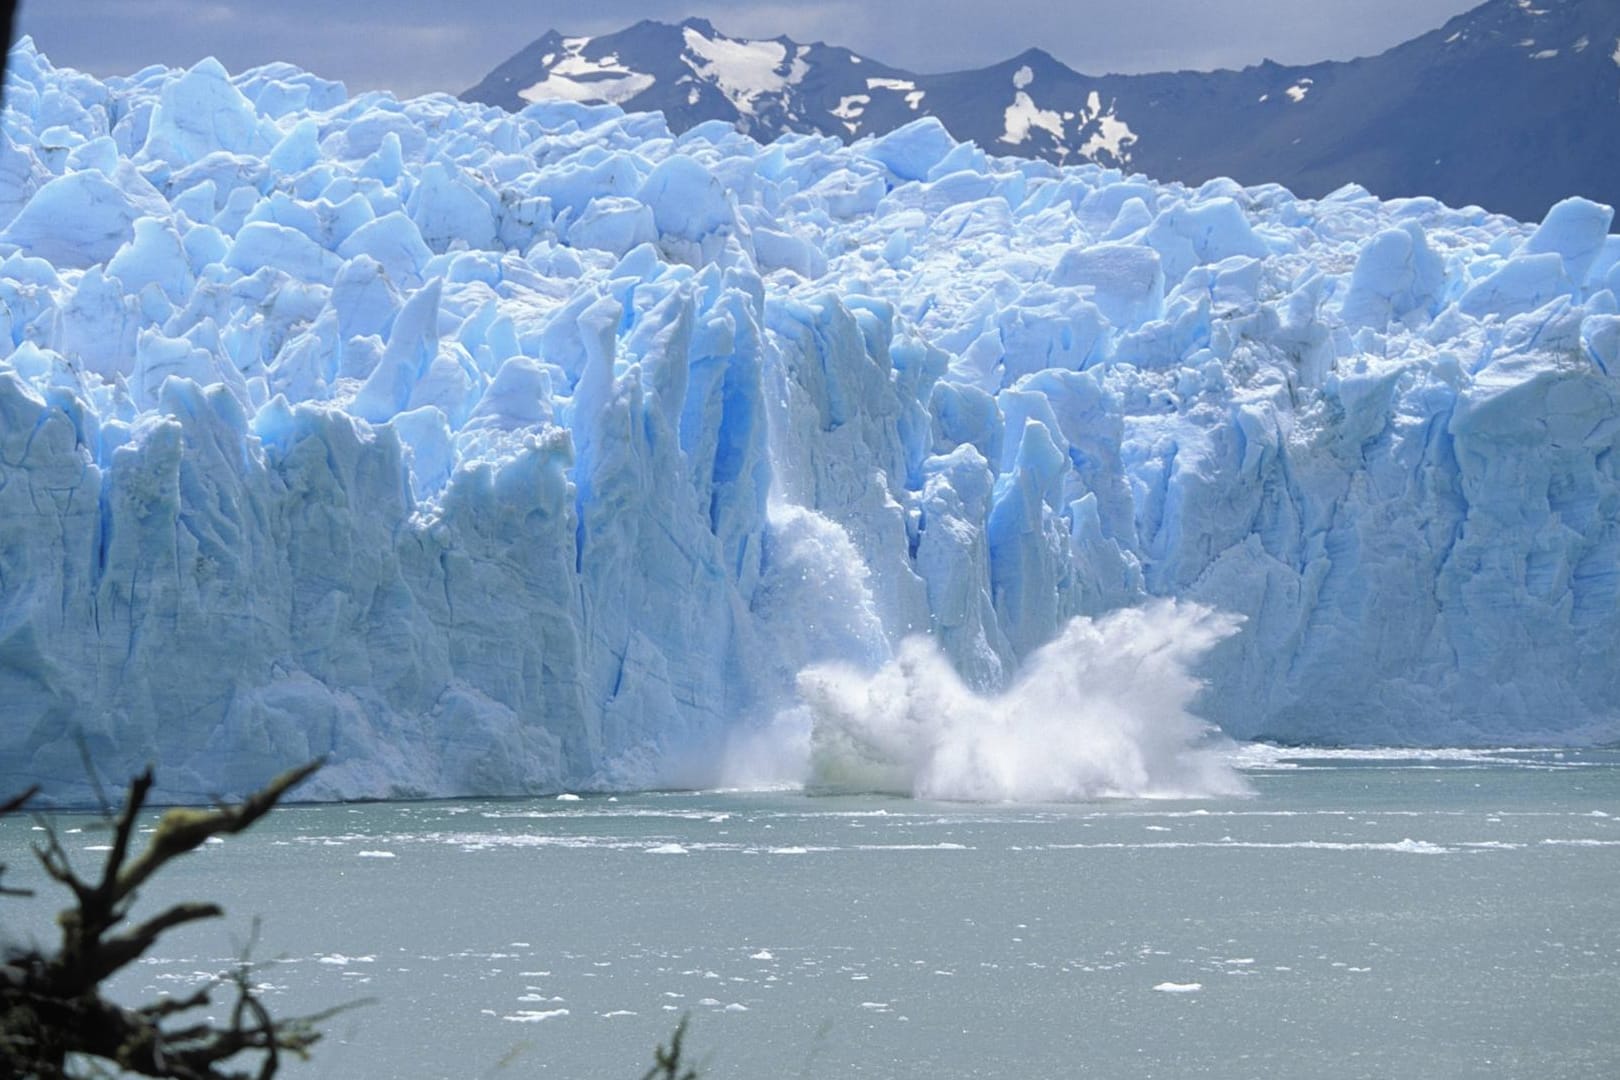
1 40 1618 800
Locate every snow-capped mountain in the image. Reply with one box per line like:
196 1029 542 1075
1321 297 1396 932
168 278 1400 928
463 18 922 146
465 0 1620 221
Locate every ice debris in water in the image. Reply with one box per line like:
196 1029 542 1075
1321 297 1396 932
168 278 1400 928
0 38 1618 803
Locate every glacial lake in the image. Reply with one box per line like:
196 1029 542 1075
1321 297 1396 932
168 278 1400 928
2 748 1617 1079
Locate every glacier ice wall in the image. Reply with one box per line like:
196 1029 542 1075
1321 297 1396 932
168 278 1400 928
1 41 1618 799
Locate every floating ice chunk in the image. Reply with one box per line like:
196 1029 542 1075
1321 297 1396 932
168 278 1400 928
1152 982 1202 993
647 843 689 854
316 953 376 965
503 1008 569 1022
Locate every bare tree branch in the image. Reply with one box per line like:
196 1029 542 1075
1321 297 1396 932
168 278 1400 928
3 760 695 1079
116 759 323 900
75 732 114 819
0 785 38 817
1 760 335 1079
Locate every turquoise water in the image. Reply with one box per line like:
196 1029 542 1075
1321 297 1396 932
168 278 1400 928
2 748 1617 1079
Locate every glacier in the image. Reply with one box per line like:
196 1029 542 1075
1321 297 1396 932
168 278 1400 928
1 39 1618 802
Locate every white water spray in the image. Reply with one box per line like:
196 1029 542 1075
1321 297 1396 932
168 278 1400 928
732 600 1249 801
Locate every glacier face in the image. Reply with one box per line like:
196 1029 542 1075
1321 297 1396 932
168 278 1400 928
1 41 1618 801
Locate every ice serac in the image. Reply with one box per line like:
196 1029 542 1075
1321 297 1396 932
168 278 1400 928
2 42 1619 801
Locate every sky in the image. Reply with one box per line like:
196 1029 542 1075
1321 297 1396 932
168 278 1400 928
18 0 1485 99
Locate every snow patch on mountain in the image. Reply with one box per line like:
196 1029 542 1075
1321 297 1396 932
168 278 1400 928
866 78 925 113
1076 91 1137 167
1000 92 1065 149
519 40 655 105
832 95 870 133
682 27 801 116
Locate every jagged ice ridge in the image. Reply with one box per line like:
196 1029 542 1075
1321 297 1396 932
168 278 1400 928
1 40 1618 801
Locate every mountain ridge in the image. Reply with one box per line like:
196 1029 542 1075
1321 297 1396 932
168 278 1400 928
463 0 1620 221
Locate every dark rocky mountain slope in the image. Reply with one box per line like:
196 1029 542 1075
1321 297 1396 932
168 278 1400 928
464 1 1620 220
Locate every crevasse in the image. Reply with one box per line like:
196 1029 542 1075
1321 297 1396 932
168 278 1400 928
0 41 1617 801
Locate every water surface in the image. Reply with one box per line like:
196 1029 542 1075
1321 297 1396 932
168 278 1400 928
2 748 1616 1079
